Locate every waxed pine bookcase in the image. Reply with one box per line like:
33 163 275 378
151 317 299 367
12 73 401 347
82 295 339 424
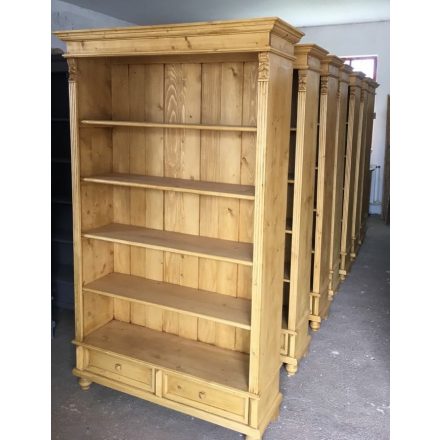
54 18 303 440
327 63 352 298
308 55 344 331
339 72 364 280
359 79 379 244
350 77 369 261
279 44 326 374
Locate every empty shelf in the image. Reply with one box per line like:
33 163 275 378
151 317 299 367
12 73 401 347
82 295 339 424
81 120 257 132
84 272 251 329
83 223 253 266
82 173 255 200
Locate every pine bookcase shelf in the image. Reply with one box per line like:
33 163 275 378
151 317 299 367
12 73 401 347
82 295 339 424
56 17 303 439
82 173 255 200
83 223 253 265
81 119 257 132
84 272 252 329
74 320 250 391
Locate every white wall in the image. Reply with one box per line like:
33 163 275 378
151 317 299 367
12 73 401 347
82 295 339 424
300 21 389 214
51 0 134 50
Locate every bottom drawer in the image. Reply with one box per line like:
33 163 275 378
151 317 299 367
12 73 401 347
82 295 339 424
163 373 248 423
86 349 154 392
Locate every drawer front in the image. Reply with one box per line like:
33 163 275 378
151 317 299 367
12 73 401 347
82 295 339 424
86 349 154 392
163 374 248 423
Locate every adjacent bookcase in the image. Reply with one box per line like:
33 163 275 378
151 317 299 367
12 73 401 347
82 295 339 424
328 63 353 298
350 78 370 260
339 72 365 280
359 79 379 244
54 18 303 440
280 44 326 375
309 56 344 331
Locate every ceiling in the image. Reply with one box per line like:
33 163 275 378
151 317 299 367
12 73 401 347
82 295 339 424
61 0 390 28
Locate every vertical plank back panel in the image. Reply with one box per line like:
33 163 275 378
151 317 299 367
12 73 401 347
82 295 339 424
111 64 131 322
144 64 165 331
163 63 201 339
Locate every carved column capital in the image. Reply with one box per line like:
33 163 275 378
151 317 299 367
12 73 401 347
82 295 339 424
298 70 308 92
67 58 77 82
349 86 356 98
320 76 329 95
336 83 342 100
360 89 367 102
258 52 270 82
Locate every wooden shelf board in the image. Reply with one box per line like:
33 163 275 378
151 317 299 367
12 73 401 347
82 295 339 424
83 223 253 266
82 173 255 200
81 120 257 133
78 320 249 391
84 272 251 329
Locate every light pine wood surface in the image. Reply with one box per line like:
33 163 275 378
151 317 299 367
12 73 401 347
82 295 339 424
280 44 327 375
57 17 303 440
309 55 343 331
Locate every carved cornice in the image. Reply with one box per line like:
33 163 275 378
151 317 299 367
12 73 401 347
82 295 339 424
320 77 329 95
67 58 77 82
298 70 308 92
258 52 270 82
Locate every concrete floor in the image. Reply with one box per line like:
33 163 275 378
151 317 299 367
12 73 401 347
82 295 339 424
52 216 389 440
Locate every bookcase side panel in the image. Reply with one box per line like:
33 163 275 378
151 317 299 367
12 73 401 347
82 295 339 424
288 68 320 350
249 52 293 396
340 85 361 275
312 74 339 298
350 87 367 257
329 79 350 293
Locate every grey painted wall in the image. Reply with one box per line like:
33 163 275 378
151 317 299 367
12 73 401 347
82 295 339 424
51 0 134 50
300 21 389 214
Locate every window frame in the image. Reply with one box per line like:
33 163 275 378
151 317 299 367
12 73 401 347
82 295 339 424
340 55 378 81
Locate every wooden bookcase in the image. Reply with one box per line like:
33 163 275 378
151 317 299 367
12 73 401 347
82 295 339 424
54 18 303 440
280 44 327 375
328 63 353 298
350 78 369 260
359 79 379 243
309 55 344 331
339 72 365 280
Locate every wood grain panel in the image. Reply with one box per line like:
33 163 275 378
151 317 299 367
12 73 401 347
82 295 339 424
111 63 131 323
128 64 147 326
164 63 201 340
144 63 165 331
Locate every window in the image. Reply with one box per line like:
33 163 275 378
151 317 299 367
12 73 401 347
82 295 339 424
341 56 377 80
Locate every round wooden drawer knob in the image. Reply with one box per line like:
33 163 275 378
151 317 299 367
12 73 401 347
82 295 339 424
115 363 122 372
